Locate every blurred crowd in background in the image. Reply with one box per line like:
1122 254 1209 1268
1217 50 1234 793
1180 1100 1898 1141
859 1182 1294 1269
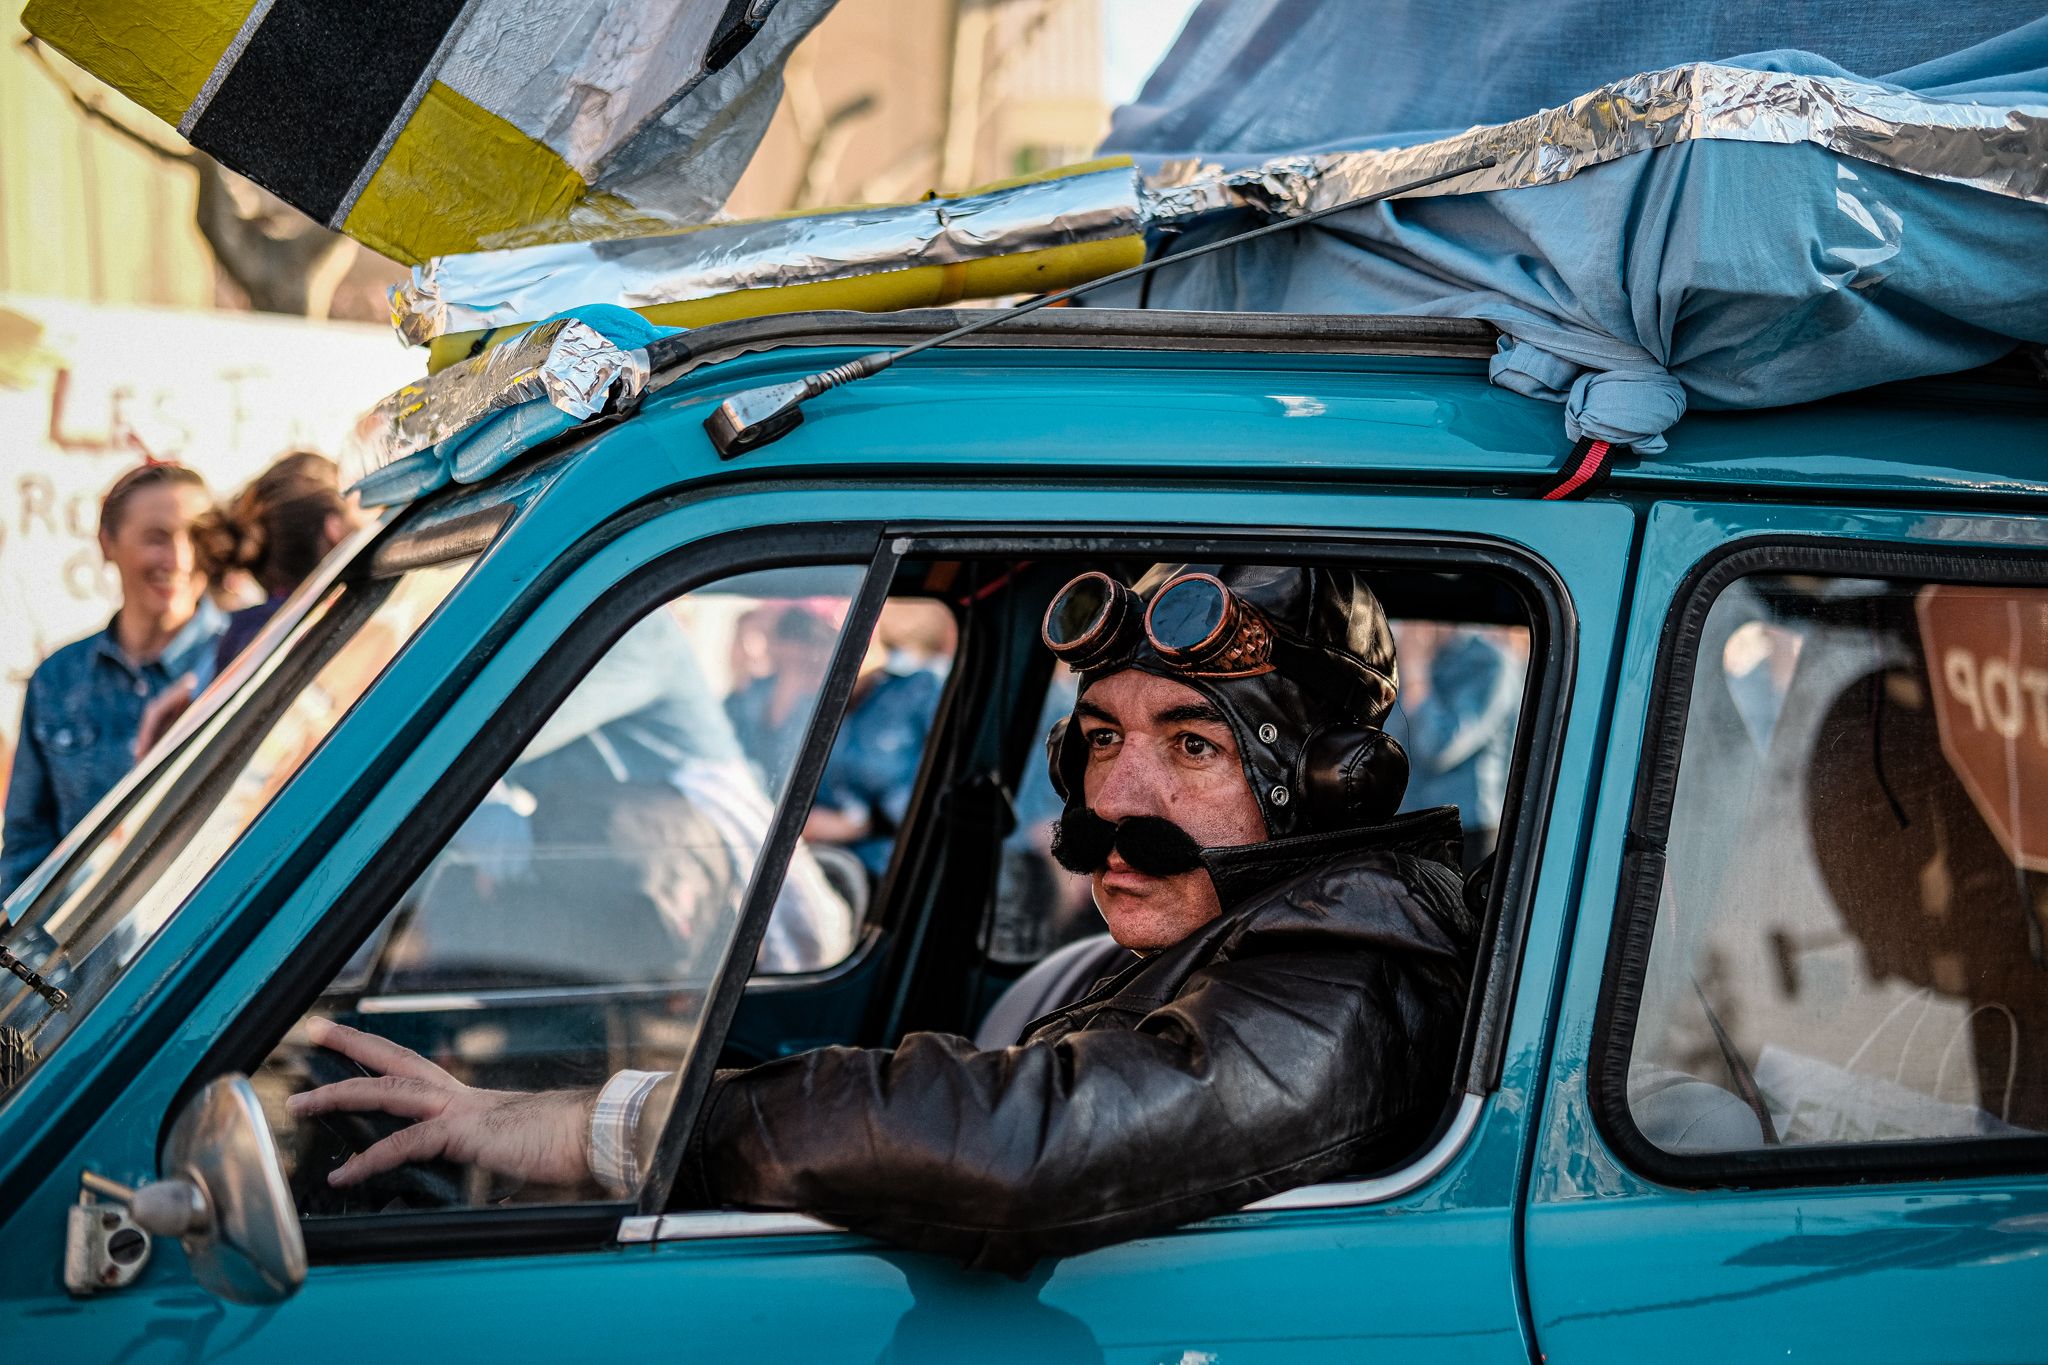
0 447 1529 951
0 452 358 896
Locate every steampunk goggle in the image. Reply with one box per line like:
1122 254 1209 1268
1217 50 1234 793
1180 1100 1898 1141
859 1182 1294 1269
1041 571 1275 678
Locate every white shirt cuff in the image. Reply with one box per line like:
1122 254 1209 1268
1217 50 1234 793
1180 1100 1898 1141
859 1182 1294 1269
588 1069 668 1198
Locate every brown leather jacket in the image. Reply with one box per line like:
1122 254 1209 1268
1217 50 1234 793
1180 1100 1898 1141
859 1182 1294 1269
678 807 1474 1272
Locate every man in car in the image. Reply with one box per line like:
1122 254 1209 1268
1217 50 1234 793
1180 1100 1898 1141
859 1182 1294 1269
291 564 1478 1272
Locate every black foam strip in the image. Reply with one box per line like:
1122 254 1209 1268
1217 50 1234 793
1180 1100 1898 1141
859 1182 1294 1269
188 0 471 225
705 0 766 72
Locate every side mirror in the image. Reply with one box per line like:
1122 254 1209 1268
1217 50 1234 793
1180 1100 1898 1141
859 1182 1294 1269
81 1074 306 1303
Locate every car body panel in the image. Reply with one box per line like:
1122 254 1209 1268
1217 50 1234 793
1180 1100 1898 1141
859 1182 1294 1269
1524 500 2048 1365
0 466 1629 1361
0 313 2043 1359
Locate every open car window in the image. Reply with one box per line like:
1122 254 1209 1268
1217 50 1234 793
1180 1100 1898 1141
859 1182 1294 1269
265 564 967 1216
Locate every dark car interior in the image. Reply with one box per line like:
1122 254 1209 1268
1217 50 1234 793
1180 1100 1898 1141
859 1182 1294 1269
260 544 1541 1218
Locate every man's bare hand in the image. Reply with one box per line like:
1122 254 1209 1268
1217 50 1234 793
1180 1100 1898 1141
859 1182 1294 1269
286 1017 594 1189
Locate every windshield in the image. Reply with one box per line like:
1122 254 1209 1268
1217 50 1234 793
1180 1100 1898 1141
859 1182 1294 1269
0 556 473 1091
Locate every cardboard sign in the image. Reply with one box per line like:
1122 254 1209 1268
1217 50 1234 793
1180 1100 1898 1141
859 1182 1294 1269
1917 582 2048 872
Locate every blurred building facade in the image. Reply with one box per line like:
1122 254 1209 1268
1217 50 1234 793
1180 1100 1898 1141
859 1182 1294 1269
0 19 216 310
727 0 1112 217
0 17 407 323
4 2 1124 311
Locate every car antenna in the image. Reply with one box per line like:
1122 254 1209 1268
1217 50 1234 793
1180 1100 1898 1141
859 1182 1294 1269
705 156 1498 458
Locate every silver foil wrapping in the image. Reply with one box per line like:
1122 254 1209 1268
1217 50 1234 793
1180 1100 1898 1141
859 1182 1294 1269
392 162 1146 344
1145 61 2048 219
345 318 650 480
393 63 2044 346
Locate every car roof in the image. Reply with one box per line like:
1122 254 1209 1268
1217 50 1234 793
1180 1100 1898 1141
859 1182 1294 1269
427 308 2048 533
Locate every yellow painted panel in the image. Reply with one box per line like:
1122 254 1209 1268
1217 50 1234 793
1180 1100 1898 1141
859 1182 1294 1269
22 0 255 126
343 81 588 266
423 235 1145 371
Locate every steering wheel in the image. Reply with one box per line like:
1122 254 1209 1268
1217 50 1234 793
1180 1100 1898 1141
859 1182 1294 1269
285 1043 468 1216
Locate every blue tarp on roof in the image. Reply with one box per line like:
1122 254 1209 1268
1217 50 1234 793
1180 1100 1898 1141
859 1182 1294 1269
1095 6 2048 453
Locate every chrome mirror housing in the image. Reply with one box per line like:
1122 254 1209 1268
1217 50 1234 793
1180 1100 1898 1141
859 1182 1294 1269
149 1073 306 1304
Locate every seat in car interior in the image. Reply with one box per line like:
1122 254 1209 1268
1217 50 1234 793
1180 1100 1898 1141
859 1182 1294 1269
975 933 1134 1048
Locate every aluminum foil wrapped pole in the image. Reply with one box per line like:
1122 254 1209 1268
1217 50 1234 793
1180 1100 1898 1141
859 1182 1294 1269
398 159 1152 369
1144 61 2048 220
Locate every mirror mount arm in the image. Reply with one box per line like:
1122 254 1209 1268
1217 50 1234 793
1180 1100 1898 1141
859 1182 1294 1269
80 1168 212 1237
62 1075 305 1304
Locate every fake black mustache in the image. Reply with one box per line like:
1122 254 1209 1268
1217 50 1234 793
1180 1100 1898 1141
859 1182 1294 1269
1049 806 1207 876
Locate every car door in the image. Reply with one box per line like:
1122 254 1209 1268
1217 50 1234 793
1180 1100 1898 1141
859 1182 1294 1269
535 481 1631 1365
6 477 1630 1365
0 484 904 1355
1524 499 2048 1364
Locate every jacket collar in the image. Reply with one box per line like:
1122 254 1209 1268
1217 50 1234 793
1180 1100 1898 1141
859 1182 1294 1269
91 599 226 675
1199 805 1463 913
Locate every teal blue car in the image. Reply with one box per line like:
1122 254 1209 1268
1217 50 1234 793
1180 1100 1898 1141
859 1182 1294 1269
2 309 2044 1362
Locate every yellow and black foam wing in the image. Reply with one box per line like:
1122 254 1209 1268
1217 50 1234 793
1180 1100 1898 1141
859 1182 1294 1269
23 0 834 265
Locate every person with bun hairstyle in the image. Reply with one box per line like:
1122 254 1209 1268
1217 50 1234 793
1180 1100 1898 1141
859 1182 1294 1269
192 451 359 681
2 462 224 900
129 453 361 761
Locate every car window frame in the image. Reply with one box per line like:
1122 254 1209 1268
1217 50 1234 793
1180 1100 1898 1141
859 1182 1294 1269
631 522 1576 1244
1589 535 2048 1190
889 527 1571 1092
182 509 1576 1265
189 519 893 1263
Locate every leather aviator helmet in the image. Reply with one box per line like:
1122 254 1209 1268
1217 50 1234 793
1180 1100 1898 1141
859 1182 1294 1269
1042 563 1410 840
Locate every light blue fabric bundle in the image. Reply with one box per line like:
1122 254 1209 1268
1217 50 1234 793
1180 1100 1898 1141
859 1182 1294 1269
1098 8 2048 453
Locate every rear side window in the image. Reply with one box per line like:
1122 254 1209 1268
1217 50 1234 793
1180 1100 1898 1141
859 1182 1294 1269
1608 560 2048 1170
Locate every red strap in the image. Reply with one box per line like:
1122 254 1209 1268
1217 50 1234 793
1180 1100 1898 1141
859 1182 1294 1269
1541 438 1612 500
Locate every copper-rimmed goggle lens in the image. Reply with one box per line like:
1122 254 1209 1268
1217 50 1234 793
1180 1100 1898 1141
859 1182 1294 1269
1045 570 1277 677
1043 571 1141 670
1144 573 1237 665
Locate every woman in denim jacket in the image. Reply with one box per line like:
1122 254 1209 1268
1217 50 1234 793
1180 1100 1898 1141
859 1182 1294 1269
0 464 223 901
